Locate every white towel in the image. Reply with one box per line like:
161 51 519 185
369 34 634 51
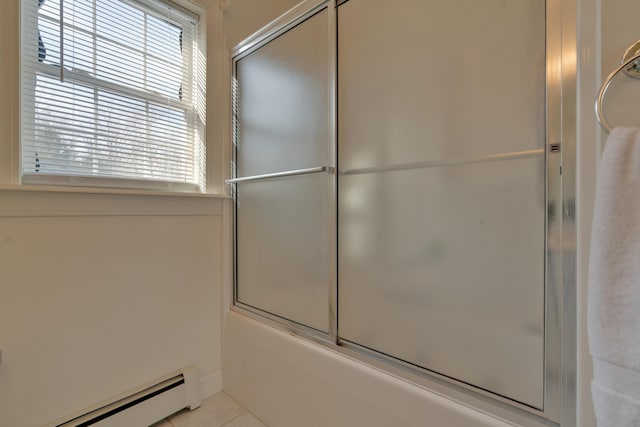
589 127 640 427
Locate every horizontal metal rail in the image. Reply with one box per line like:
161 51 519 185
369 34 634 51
340 148 545 176
225 166 333 184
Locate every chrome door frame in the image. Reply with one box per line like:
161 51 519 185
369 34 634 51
229 0 337 343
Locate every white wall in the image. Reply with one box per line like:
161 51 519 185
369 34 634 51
0 0 19 184
222 0 300 50
0 1 229 426
0 191 225 427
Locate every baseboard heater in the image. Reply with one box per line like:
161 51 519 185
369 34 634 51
45 365 201 427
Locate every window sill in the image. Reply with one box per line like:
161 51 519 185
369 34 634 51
0 183 230 217
0 183 231 199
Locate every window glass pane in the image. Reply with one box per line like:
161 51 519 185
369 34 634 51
96 0 146 91
147 15 183 98
96 0 144 51
64 0 94 33
96 38 145 90
97 91 148 177
147 14 182 63
149 104 190 177
146 63 183 99
32 75 96 174
39 0 59 21
37 15 61 65
64 27 94 74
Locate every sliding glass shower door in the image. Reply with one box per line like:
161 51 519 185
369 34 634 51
337 0 546 408
233 8 332 333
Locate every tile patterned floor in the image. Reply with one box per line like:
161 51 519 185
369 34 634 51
151 392 267 427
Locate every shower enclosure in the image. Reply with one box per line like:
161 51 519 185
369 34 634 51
228 0 571 424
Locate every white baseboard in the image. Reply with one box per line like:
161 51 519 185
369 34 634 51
45 366 203 427
200 371 223 399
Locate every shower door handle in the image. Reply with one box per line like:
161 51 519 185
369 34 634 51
225 166 334 184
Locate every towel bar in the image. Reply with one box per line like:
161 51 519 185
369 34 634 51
340 148 546 176
225 166 333 184
596 40 640 133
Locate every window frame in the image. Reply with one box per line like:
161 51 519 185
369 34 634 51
20 0 206 193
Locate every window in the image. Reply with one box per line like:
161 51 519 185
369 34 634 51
21 0 206 191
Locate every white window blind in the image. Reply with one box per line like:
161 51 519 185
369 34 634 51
21 0 205 191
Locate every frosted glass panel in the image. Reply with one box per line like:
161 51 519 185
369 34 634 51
234 10 330 332
338 0 545 171
339 159 545 406
235 9 328 177
338 0 546 408
237 174 330 332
